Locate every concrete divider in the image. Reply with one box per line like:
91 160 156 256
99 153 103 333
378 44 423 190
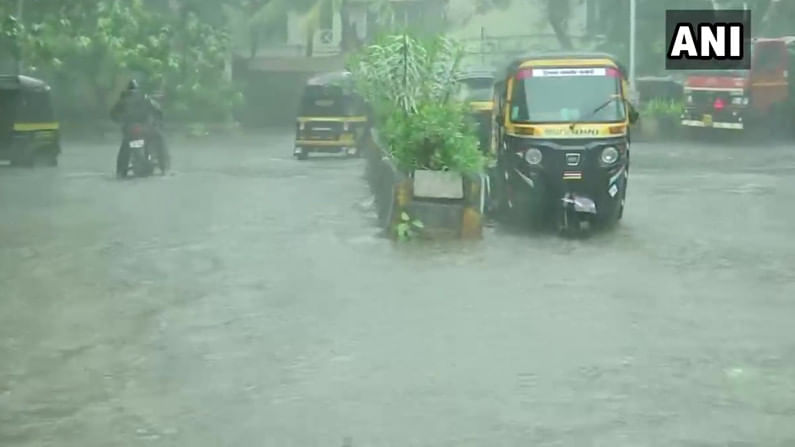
364 129 484 240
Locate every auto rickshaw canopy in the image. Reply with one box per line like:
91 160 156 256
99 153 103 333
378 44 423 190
299 70 364 118
497 52 628 81
0 74 57 133
0 74 51 92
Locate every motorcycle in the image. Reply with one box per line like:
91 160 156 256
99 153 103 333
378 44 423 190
123 123 160 178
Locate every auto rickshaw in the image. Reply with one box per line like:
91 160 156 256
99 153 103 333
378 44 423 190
0 75 60 166
490 52 639 234
455 67 496 154
293 71 369 160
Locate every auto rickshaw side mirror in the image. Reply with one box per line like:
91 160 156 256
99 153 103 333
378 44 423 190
627 102 640 124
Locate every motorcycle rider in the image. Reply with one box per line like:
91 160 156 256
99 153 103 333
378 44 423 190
110 80 170 177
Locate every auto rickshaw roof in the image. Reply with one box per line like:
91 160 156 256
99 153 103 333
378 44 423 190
498 51 627 79
457 66 496 80
0 74 51 91
753 36 795 45
306 70 352 87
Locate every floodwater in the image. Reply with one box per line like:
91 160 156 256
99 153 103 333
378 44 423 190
2 131 795 446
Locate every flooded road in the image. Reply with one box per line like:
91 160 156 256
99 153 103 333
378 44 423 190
2 130 795 446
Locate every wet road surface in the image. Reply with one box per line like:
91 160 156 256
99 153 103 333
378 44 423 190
2 131 795 446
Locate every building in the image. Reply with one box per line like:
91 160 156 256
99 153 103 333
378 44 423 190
247 0 447 64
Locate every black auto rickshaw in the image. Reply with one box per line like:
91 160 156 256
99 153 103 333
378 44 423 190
0 75 60 166
455 67 496 154
293 71 368 160
490 52 639 234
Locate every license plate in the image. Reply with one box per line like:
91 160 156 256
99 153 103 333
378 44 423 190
702 114 713 126
129 139 145 148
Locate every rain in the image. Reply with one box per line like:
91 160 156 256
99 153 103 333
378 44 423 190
2 1 795 446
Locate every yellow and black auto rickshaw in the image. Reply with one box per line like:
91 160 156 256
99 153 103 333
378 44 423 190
293 71 368 160
455 67 496 154
490 52 639 233
0 74 60 166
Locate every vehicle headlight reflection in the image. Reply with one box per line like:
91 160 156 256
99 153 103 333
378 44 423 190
525 148 543 165
600 146 619 165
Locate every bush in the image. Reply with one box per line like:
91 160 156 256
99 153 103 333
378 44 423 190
642 98 684 121
382 101 483 174
349 33 486 174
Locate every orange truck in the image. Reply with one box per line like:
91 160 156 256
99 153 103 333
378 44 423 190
681 36 795 132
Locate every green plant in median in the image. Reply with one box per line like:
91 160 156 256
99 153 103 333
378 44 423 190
396 212 424 241
382 102 482 174
642 98 684 121
349 32 486 174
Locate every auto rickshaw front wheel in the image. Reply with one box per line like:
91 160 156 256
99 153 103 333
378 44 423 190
294 148 308 160
9 146 35 167
10 147 58 168
37 150 58 167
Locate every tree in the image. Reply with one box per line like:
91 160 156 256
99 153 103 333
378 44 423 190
224 0 411 59
2 0 242 123
466 0 577 50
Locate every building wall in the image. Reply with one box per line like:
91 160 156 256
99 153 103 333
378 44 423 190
448 0 588 40
283 8 343 55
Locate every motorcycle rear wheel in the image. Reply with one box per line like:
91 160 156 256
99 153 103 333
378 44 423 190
131 152 154 177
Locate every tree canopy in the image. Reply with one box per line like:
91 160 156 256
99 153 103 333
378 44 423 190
1 0 242 124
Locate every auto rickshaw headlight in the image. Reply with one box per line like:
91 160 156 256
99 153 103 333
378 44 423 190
525 148 543 165
600 146 619 166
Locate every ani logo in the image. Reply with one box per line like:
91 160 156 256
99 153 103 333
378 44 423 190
665 9 751 70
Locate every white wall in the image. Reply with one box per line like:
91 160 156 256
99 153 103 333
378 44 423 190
287 11 303 46
447 0 587 40
285 7 343 55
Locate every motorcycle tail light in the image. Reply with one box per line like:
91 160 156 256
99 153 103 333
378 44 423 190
713 98 725 111
131 125 143 136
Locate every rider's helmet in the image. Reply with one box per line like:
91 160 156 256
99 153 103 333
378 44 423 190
127 79 139 91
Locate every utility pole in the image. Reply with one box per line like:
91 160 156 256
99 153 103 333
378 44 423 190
16 0 23 74
628 0 637 103
480 26 485 66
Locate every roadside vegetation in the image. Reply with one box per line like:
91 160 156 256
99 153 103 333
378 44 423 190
348 33 485 174
0 0 245 127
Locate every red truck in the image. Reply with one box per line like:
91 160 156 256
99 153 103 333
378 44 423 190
681 36 795 133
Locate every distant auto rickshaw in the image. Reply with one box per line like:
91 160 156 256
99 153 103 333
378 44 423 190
455 68 496 154
0 75 60 166
490 52 639 234
293 71 369 160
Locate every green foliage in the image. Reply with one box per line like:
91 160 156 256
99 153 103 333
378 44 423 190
642 98 683 120
1 0 242 124
396 211 424 241
350 32 486 174
382 102 483 174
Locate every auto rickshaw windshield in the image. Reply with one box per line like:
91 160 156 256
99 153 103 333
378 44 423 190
510 66 626 123
299 85 359 117
16 90 56 122
455 77 494 102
